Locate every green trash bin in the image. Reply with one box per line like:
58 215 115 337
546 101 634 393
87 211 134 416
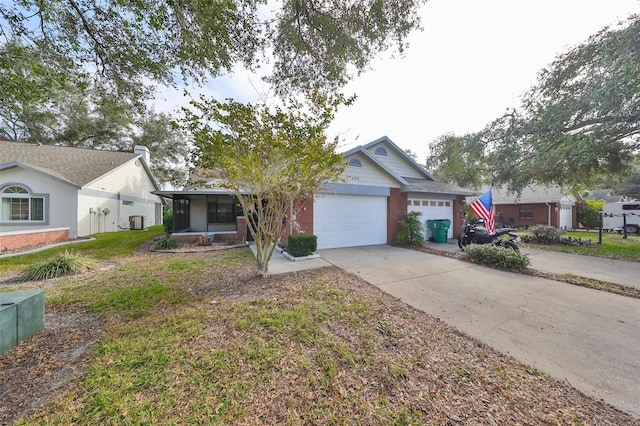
427 219 451 243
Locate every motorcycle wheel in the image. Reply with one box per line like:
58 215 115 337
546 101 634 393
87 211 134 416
458 236 469 251
503 241 519 252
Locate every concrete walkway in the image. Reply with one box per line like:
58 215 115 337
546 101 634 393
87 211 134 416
317 245 640 419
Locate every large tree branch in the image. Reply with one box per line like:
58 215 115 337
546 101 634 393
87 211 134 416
66 0 106 72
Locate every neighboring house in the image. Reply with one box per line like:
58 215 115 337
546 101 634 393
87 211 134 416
588 189 626 203
0 141 164 252
154 136 475 249
469 185 578 230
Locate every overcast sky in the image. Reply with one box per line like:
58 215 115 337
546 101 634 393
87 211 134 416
155 0 639 162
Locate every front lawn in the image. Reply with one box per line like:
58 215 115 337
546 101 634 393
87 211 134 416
0 238 635 424
0 225 166 275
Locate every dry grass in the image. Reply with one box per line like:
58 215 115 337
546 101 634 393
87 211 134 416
1 247 637 425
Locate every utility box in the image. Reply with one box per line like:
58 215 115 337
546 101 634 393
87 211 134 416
0 289 45 356
129 215 144 230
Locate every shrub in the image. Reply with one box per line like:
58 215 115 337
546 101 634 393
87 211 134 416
464 245 530 272
22 250 96 281
196 235 212 246
528 224 565 239
226 239 237 245
288 234 317 257
163 212 173 234
397 211 425 246
153 236 179 250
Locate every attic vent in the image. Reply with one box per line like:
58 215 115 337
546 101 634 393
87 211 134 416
349 158 362 167
374 147 387 156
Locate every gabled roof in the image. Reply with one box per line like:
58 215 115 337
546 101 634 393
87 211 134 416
588 189 625 203
0 140 157 189
360 136 436 181
342 146 409 186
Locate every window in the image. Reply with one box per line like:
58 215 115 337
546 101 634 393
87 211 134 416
437 201 444 207
1 185 45 222
374 146 387 156
413 200 420 206
520 205 534 220
348 158 362 167
421 200 429 206
430 201 436 206
445 201 451 207
208 197 236 223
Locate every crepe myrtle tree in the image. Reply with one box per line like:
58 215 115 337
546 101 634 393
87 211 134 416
181 96 345 276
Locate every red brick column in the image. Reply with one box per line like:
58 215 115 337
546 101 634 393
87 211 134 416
387 188 407 245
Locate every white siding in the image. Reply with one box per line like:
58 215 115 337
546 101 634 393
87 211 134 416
80 159 163 235
366 142 425 179
339 153 401 188
0 167 79 238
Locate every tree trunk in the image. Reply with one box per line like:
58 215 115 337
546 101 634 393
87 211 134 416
254 235 277 277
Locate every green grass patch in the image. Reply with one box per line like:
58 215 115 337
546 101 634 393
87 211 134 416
0 225 165 275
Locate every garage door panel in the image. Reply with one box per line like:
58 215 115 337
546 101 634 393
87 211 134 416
314 195 387 249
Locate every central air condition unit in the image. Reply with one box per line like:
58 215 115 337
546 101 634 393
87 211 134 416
129 215 144 230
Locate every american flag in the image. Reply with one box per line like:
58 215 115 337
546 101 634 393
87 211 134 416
469 189 495 233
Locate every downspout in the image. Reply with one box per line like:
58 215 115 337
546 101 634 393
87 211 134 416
206 194 210 234
545 203 551 226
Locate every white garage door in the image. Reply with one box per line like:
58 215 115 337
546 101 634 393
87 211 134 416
408 198 454 239
314 194 387 249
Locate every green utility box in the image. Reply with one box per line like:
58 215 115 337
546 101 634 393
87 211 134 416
427 219 451 243
0 289 45 356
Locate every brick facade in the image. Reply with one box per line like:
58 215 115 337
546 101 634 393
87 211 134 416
495 202 575 229
387 188 407 244
0 229 69 253
451 196 467 238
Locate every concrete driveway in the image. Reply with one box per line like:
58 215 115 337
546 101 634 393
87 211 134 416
319 245 640 418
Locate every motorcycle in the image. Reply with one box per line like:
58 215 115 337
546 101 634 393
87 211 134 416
457 218 520 251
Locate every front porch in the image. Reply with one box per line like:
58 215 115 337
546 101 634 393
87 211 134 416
155 192 250 244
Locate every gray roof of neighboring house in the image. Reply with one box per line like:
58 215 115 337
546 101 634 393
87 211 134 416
588 189 625 202
0 140 145 188
404 178 477 196
486 185 576 204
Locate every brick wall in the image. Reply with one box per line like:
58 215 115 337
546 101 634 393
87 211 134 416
495 203 559 228
0 229 69 253
280 198 314 245
452 196 466 238
387 188 407 244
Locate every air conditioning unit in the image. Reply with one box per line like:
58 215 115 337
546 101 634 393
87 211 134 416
129 215 144 230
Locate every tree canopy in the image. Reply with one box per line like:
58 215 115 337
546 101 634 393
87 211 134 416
1 0 426 103
427 15 640 193
181 96 345 276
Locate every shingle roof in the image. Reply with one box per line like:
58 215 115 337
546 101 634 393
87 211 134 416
0 141 139 187
403 178 477 196
486 185 576 204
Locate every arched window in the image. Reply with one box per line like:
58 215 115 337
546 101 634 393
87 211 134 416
374 146 388 156
348 158 363 167
1 185 45 222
